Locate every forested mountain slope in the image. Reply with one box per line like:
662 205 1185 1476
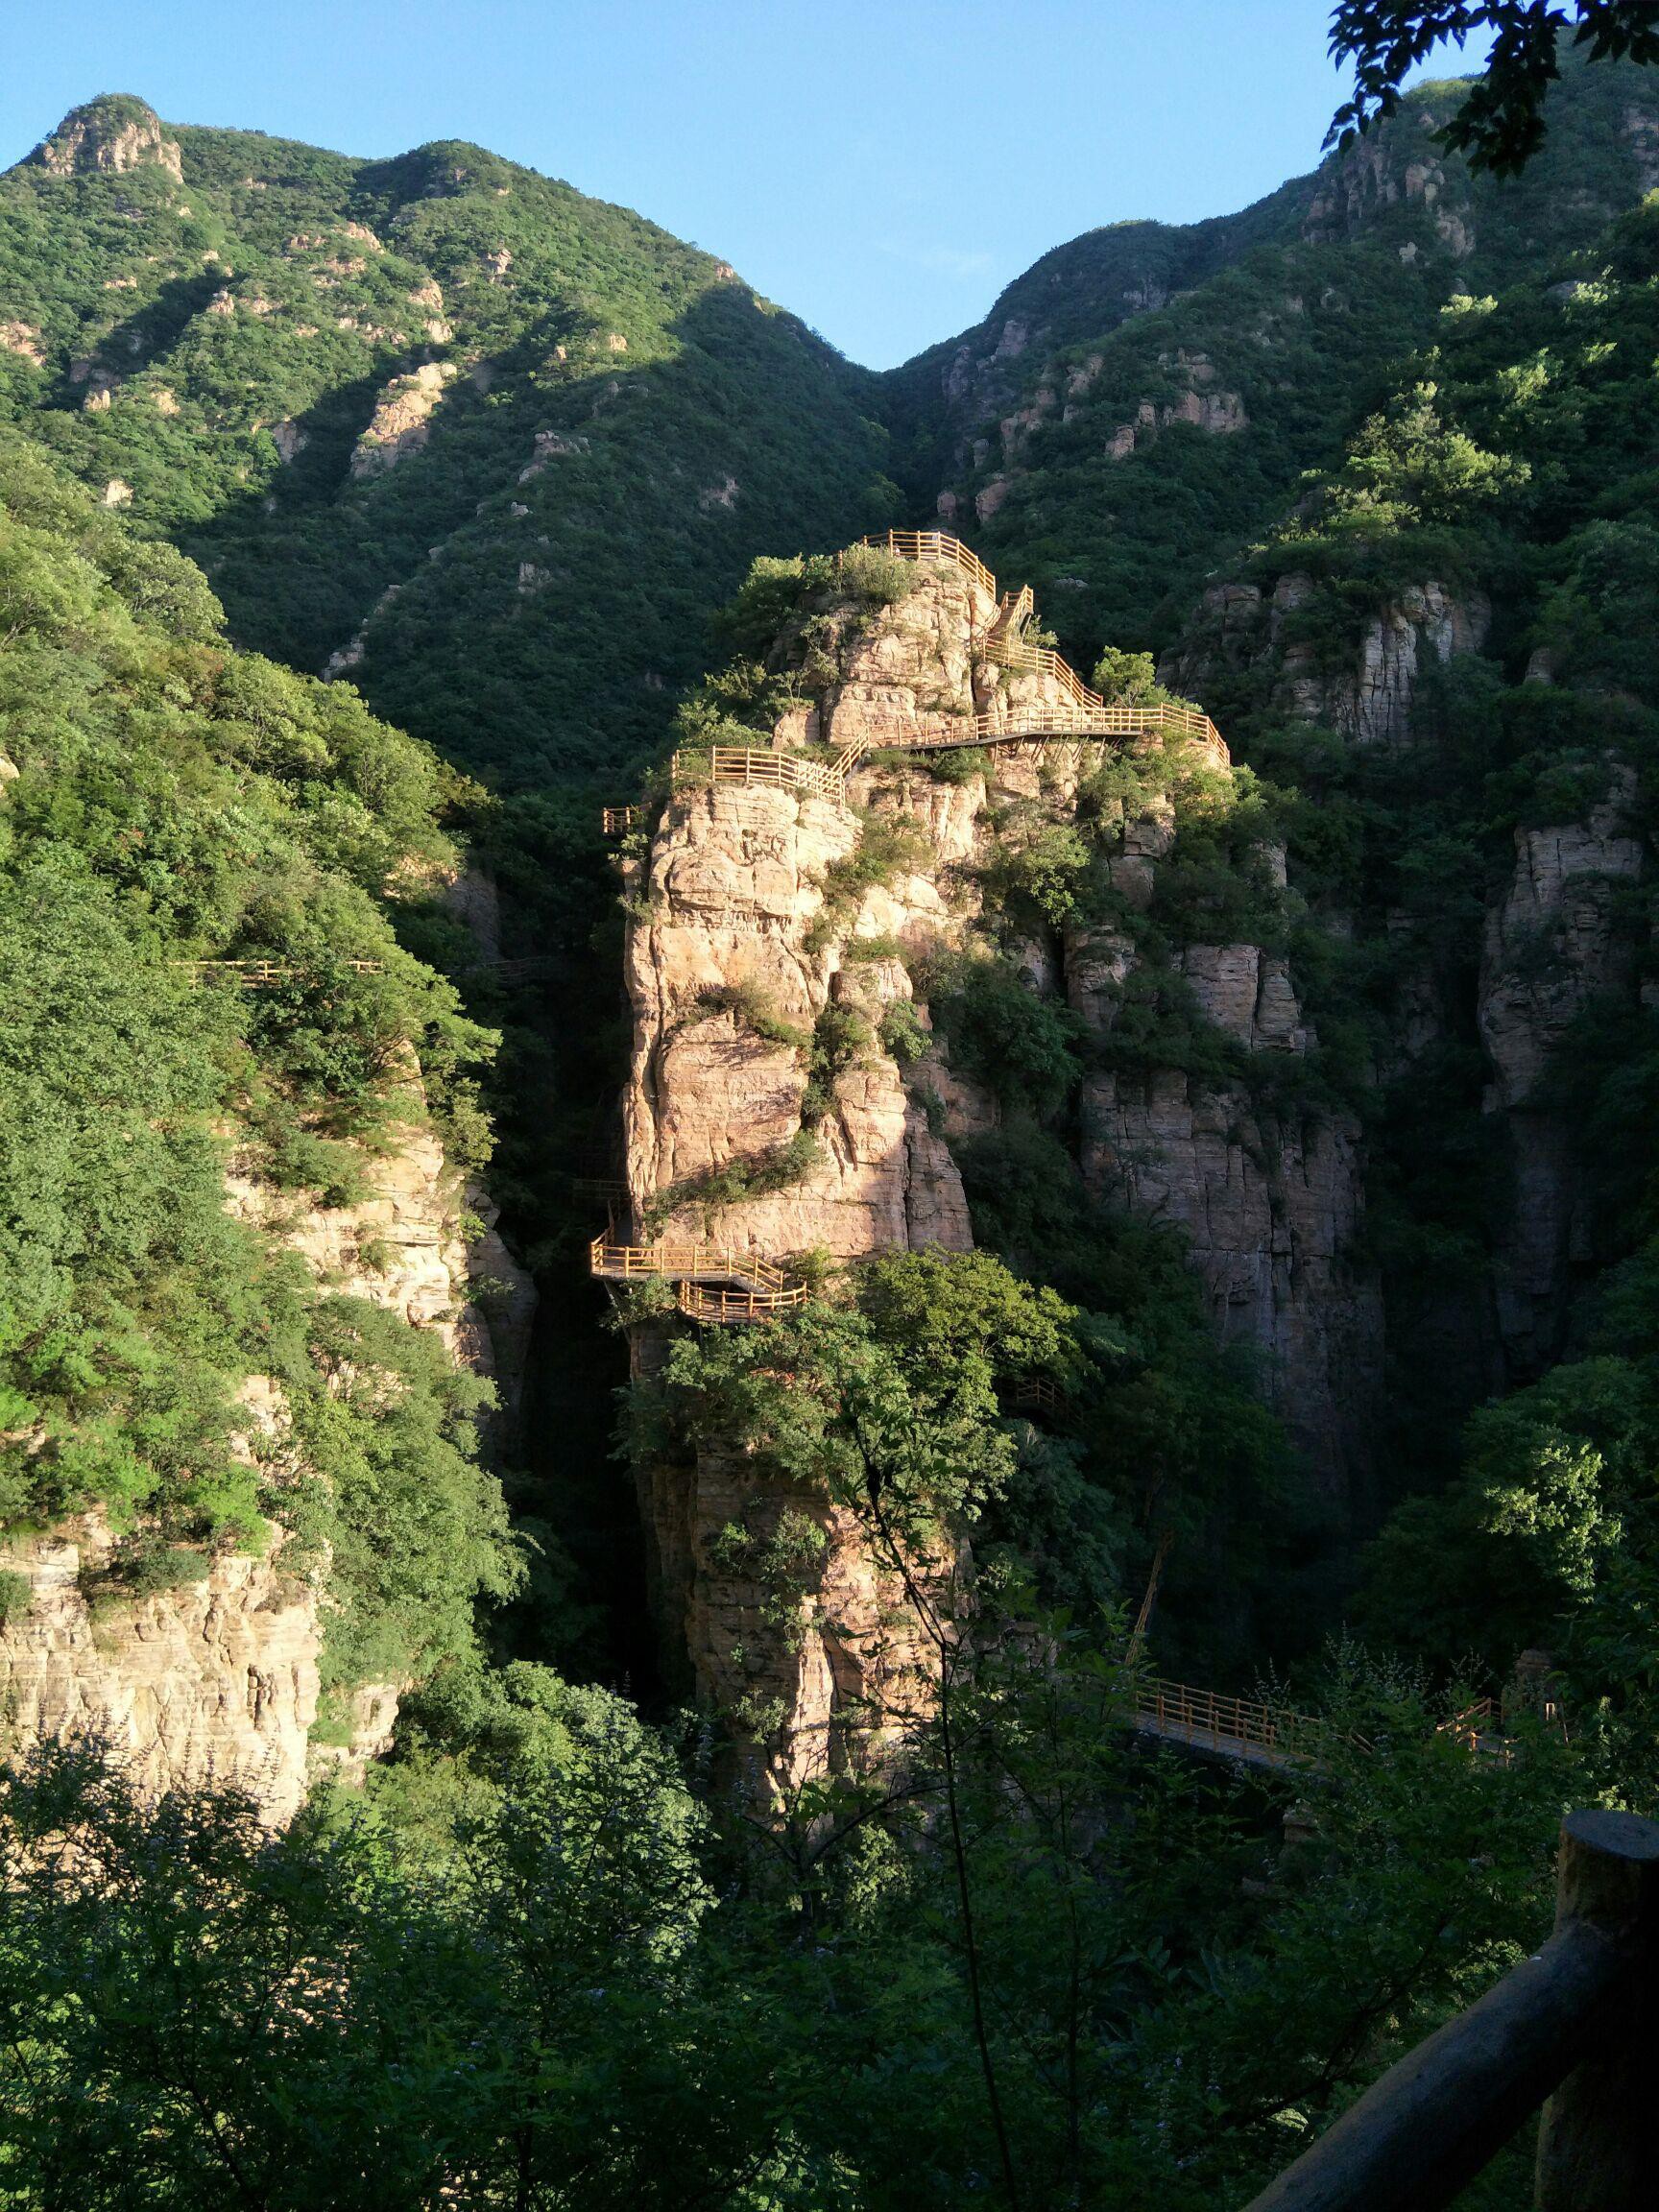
0 429 520 1801
884 58 1659 672
1148 187 1659 1694
7 51 1659 2209
0 95 898 784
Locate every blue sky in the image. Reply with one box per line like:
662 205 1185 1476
1 0 1489 370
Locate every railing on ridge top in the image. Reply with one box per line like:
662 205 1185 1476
859 528 998 600
670 746 846 804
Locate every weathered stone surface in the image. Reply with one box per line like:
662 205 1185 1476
225 1102 532 1444
36 100 183 181
1079 1068 1382 1493
1479 771 1647 1368
624 781 971 1261
1170 570 1489 750
0 1513 318 1824
633 1427 946 1812
0 1072 529 1819
0 321 45 367
349 362 459 479
623 560 1379 1781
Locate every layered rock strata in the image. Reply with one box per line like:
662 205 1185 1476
0 1515 317 1824
0 1092 531 1819
620 558 1382 1788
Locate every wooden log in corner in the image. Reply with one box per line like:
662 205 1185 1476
1535 1807 1659 2212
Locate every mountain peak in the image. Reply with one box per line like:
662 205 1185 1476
34 94 182 182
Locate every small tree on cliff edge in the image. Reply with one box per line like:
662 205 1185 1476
1329 1 1659 175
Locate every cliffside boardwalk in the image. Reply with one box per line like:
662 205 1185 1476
590 531 1236 1326
603 530 1225 830
589 1236 809 1319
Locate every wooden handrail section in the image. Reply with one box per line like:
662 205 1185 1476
672 746 846 804
601 805 639 836
186 958 384 984
1247 1809 1659 2212
859 528 998 600
589 1235 808 1319
1132 1675 1333 1770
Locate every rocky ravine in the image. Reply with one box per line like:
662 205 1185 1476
0 1082 533 1824
617 558 1382 1802
1174 564 1655 1397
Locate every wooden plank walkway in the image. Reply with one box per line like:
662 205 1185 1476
589 1235 808 1318
1130 1677 1329 1771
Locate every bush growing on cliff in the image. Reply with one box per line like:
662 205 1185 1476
921 950 1086 1117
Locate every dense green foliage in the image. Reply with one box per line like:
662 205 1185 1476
0 98 900 790
0 1635 1596 2208
885 58 1659 682
11 56 1659 2212
1163 181 1659 1738
0 430 513 1685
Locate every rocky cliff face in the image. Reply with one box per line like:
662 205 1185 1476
619 558 1382 1786
225 1089 535 1453
0 1089 532 1819
1174 542 1657 1408
0 1514 317 1824
34 97 183 181
1479 771 1647 1371
1168 570 1492 750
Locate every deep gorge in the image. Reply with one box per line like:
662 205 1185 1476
4 50 1659 2205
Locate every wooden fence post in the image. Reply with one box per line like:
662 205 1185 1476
1535 1809 1659 2210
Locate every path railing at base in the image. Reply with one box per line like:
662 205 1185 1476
1004 1374 1066 1417
677 1280 807 1322
186 958 385 985
1245 1809 1659 2212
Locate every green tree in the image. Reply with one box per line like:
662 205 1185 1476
1329 1 1659 174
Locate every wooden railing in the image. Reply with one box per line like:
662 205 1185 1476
990 583 1034 639
589 1236 808 1317
986 629 1102 715
867 532 1222 751
664 699 1227 813
186 958 384 985
860 528 998 601
1004 1374 1066 1417
677 1280 807 1322
971 699 1225 749
671 746 847 804
1132 1676 1331 1768
601 805 639 836
1246 1809 1659 2211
